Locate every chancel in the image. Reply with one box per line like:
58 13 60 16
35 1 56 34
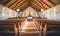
0 0 60 36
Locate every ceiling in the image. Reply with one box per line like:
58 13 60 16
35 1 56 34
0 0 60 12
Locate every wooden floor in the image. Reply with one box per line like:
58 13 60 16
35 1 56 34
19 21 40 36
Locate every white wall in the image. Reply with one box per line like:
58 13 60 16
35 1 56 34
21 7 39 17
40 4 60 20
0 4 18 20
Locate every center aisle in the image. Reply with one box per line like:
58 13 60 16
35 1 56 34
19 21 40 36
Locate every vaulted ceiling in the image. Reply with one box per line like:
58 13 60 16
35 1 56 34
0 0 60 12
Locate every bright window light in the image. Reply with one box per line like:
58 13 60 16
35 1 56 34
2 8 5 17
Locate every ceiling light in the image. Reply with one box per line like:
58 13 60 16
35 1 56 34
16 9 20 12
41 9 44 12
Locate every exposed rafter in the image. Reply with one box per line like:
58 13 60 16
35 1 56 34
9 0 23 9
34 0 45 9
5 0 17 7
37 0 49 9
15 1 29 11
32 0 42 8
3 0 10 5
0 0 59 12
48 0 56 5
13 0 27 10
42 0 54 7
30 1 41 12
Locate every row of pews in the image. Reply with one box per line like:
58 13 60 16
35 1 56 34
35 18 60 36
0 18 60 36
0 18 26 36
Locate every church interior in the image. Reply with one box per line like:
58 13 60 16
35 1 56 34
0 0 60 36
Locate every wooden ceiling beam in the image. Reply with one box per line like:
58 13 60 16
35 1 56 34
31 1 41 9
43 3 50 9
13 0 27 10
3 0 10 5
9 0 23 9
38 0 51 8
48 0 56 5
34 0 46 9
37 0 49 9
31 0 42 8
31 0 42 9
30 4 40 12
19 3 29 11
42 0 54 7
3 0 56 11
5 0 17 7
14 1 28 11
30 1 41 12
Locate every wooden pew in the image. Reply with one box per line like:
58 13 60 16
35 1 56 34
0 23 15 36
34 18 60 36
0 18 26 36
43 24 47 36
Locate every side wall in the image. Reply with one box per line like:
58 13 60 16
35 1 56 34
0 4 18 20
40 4 60 20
